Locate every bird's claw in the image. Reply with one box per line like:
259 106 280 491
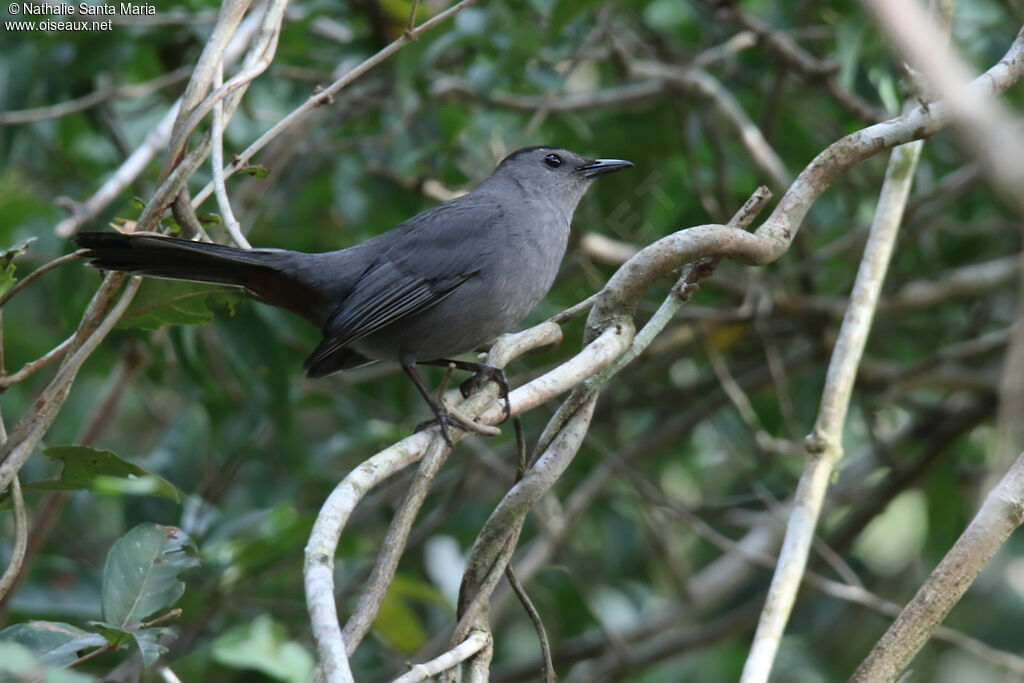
416 402 501 448
459 366 512 421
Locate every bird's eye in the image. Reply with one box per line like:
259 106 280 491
543 154 562 168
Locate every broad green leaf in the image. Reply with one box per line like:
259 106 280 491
116 279 243 331
371 574 449 654
32 445 179 502
102 524 199 630
211 614 313 683
0 237 34 298
0 641 94 682
0 621 106 666
133 627 170 666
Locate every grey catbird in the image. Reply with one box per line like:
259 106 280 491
75 146 633 444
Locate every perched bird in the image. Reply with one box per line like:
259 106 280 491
76 146 633 444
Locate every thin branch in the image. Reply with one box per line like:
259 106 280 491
630 61 792 192
135 0 266 233
504 567 555 683
719 6 889 123
211 62 252 249
851 448 1024 680
53 9 265 237
0 477 27 602
0 275 140 491
392 632 491 683
453 393 599 645
434 79 666 113
304 324 563 683
643 482 1024 676
341 434 454 654
864 4 1024 217
584 26 1024 342
0 334 76 390
192 0 483 208
740 140 924 683
0 67 191 126
0 251 85 310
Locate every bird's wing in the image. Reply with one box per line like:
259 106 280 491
303 196 498 376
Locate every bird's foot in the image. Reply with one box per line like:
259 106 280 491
459 365 512 421
416 402 501 447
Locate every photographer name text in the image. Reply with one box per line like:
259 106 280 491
18 2 155 16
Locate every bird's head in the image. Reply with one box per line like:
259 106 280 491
484 146 633 209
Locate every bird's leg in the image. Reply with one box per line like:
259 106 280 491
401 359 499 448
421 359 512 422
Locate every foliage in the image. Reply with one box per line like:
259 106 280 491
0 523 197 673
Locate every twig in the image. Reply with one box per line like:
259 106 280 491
211 61 252 249
453 394 598 645
719 6 889 123
0 251 85 310
158 0 254 178
53 9 265 237
0 67 191 126
304 324 563 683
706 345 797 457
0 275 140 491
545 291 600 325
0 334 76 390
851 448 1024 680
504 566 555 683
863 8 1024 217
583 27 1024 340
192 0 483 208
434 79 666 113
136 0 271 234
0 477 27 602
392 632 491 683
739 98 927 683
341 434 454 654
630 61 792 192
640 480 1024 676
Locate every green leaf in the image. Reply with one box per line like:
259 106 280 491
0 237 34 298
211 614 314 683
372 592 425 654
132 627 170 666
195 211 222 226
89 623 134 649
0 641 94 682
102 524 199 630
116 279 243 331
240 164 269 179
0 621 107 666
371 574 450 654
87 622 170 666
128 196 146 209
32 445 179 502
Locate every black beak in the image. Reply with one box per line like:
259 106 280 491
575 158 634 178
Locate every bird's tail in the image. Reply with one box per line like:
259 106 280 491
77 232 268 279
74 232 330 326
